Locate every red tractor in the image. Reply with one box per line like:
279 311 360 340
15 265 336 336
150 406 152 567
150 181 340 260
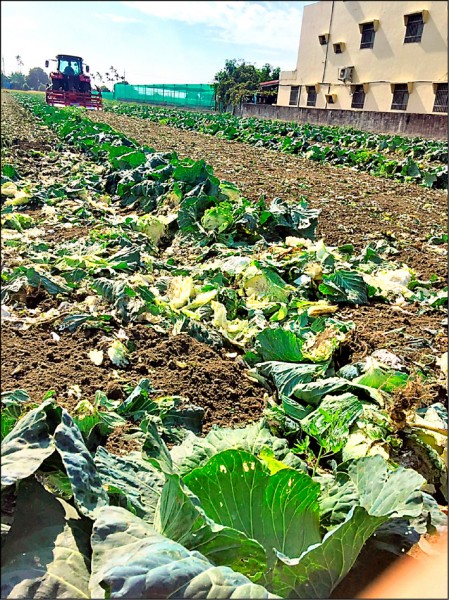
45 54 102 109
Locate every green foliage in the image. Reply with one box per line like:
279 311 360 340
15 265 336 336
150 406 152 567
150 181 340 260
1 400 58 488
184 449 321 568
3 92 446 599
319 270 368 304
2 479 92 599
8 71 26 90
90 505 277 598
26 66 50 90
171 419 305 476
103 100 448 188
0 388 440 599
155 473 267 577
213 59 280 113
300 393 363 455
94 446 165 523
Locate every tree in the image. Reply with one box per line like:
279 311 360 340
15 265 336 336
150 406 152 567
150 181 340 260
15 55 24 73
213 59 281 113
93 71 104 87
213 59 260 114
105 66 121 86
256 63 280 82
26 67 49 90
9 71 26 90
271 66 281 80
92 68 127 90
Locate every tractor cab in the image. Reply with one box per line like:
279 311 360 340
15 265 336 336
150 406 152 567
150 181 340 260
58 56 83 75
45 54 102 109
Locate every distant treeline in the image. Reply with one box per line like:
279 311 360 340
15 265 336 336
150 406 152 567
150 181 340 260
1 67 49 91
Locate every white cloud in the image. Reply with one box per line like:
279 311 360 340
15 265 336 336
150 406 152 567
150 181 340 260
122 1 308 53
95 12 140 24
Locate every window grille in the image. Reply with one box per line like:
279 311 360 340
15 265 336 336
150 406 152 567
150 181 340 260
318 34 328 45
360 23 375 48
391 84 409 110
307 87 317 107
433 83 448 113
351 85 366 109
404 13 424 43
289 85 299 106
334 43 343 54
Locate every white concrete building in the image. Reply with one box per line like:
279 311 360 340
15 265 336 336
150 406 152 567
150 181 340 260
277 1 448 114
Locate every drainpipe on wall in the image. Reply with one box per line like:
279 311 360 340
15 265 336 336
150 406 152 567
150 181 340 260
323 0 335 109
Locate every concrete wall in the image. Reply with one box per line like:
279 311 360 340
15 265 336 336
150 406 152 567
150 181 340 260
235 102 447 140
278 1 448 114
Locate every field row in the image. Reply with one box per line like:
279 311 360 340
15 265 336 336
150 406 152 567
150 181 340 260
103 100 448 189
1 91 447 599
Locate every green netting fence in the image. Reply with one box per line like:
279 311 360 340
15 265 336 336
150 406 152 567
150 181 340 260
107 83 215 109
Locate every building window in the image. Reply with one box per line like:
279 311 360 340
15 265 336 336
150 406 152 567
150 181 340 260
333 43 344 54
306 86 317 107
404 13 424 43
351 85 366 109
360 22 375 48
433 83 448 113
289 85 300 106
325 94 336 105
391 84 409 110
318 34 328 45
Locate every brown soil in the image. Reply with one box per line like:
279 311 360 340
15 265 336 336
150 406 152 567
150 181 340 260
1 91 59 179
8 139 54 153
1 323 266 434
103 423 141 456
340 303 447 368
389 378 435 429
88 111 447 281
38 225 92 244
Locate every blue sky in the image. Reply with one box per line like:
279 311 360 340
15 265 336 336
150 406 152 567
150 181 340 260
1 1 315 84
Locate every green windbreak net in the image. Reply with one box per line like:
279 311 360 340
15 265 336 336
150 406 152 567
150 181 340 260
112 83 215 109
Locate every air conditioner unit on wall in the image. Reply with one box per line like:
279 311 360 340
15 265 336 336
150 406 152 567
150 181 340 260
338 66 354 82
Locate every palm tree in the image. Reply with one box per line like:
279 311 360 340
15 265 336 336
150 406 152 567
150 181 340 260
15 55 24 73
93 71 104 86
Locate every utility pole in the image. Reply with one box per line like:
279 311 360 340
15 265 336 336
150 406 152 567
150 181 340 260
1 57 5 74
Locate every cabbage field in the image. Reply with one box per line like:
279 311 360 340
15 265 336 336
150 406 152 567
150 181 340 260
1 90 448 599
102 100 448 188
